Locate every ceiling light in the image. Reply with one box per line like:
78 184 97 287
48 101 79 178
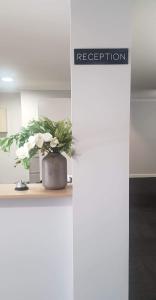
1 77 14 82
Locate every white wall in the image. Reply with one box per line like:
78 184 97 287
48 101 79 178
0 196 73 300
0 93 28 183
71 0 131 299
21 90 71 125
21 92 39 126
38 93 71 121
130 97 156 175
21 91 71 121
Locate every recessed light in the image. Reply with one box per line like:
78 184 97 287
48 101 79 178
1 77 14 82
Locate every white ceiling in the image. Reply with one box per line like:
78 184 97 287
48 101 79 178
0 0 154 92
0 0 70 91
132 0 156 91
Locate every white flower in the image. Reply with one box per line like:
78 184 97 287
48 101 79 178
28 135 36 148
16 133 56 160
50 137 59 148
16 143 29 160
25 141 33 151
43 132 52 142
35 133 44 148
28 133 44 149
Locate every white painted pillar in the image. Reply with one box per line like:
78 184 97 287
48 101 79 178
21 91 40 182
71 1 132 299
21 91 39 126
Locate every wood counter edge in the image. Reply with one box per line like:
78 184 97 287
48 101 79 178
0 183 72 199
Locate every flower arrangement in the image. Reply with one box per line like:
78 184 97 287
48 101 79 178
0 118 72 169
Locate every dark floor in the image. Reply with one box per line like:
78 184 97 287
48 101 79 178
129 178 156 300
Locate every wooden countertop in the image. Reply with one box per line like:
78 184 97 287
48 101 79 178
0 183 72 199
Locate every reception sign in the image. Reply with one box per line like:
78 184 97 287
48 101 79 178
74 48 128 65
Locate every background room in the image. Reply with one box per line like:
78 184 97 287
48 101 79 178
0 2 73 300
0 0 71 184
130 1 156 299
130 0 156 177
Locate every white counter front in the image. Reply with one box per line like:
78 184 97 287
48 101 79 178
0 184 73 300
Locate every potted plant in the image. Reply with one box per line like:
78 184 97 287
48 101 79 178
0 117 72 190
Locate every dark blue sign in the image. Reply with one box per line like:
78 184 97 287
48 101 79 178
74 48 128 65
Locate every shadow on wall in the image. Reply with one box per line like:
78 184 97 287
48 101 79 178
130 99 156 175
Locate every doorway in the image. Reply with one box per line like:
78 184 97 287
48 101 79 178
129 1 156 299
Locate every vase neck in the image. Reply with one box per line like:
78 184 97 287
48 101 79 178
52 148 59 154
48 150 60 156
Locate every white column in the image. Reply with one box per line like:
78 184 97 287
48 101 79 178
21 91 39 126
21 91 40 182
71 1 132 300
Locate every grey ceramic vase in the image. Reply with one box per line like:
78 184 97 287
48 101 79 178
42 152 67 190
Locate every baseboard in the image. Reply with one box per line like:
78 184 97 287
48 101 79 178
130 173 156 178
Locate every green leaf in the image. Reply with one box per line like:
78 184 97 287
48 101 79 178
21 158 30 170
0 117 73 169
